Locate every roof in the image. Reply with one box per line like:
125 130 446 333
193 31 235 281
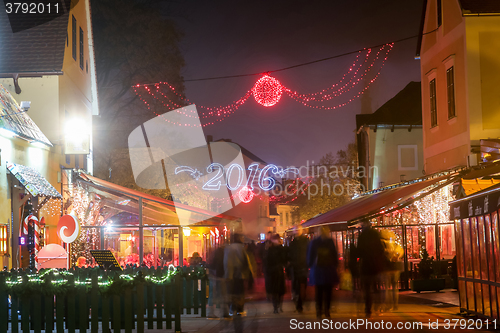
356 82 422 128
0 7 68 74
302 174 456 229
0 84 52 145
459 0 500 14
79 173 239 225
216 139 267 165
7 162 62 198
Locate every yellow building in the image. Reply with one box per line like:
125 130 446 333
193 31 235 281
0 0 98 268
418 0 500 174
356 82 424 190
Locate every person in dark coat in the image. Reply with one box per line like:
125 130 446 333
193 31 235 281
207 246 228 318
288 226 309 313
265 234 287 313
357 220 387 317
307 226 339 319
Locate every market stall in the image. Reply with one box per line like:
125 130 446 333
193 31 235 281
61 170 238 268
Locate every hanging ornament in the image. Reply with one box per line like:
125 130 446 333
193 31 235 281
238 186 254 203
252 75 283 107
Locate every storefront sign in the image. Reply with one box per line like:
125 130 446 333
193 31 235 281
450 190 500 219
57 214 80 244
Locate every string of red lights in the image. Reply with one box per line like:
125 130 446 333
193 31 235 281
133 43 394 126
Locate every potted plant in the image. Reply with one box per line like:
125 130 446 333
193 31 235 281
410 249 446 293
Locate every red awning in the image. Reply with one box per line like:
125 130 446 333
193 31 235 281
302 174 454 229
79 173 238 222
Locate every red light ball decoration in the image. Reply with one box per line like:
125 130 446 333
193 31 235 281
252 75 283 107
238 186 254 203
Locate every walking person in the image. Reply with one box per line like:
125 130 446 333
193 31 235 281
265 234 287 313
307 226 339 319
357 220 387 317
207 245 228 318
288 226 309 313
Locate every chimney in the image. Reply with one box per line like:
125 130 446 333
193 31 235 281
207 135 213 142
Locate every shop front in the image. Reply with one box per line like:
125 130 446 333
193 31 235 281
450 184 500 319
302 171 460 289
62 170 237 268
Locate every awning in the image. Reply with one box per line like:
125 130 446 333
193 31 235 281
462 161 500 180
302 174 456 229
462 179 500 196
450 182 500 220
0 84 52 146
7 162 61 198
78 173 238 226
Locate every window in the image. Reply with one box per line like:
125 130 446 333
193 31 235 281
286 212 289 225
72 15 77 60
429 78 437 127
437 0 442 27
79 27 84 70
0 225 8 255
279 213 283 226
446 66 455 119
398 145 418 171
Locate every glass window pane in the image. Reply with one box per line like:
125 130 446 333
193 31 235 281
459 280 467 309
478 216 488 280
467 281 475 312
475 282 483 315
484 284 491 317
471 217 481 279
439 224 455 259
455 220 464 277
493 212 500 282
491 286 498 320
104 227 140 267
485 215 496 282
462 218 473 278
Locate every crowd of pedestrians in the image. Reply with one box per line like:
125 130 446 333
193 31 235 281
206 220 403 321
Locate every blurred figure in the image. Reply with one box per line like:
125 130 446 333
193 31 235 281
380 230 403 311
77 256 87 268
348 238 361 313
307 226 339 319
260 231 273 299
288 226 309 313
246 241 257 290
357 220 387 317
224 233 252 317
207 245 228 318
189 252 202 267
265 234 287 313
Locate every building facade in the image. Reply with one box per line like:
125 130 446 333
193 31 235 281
0 0 99 268
418 0 500 174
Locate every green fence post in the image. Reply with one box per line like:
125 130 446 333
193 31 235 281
0 274 8 333
55 294 64 333
102 270 110 333
90 270 99 333
174 274 181 333
33 292 42 333
113 292 121 333
193 278 199 315
164 276 172 329
201 278 207 317
67 273 76 333
11 294 19 333
136 279 144 333
78 269 88 332
20 274 29 333
147 272 154 329
155 268 163 329
124 286 133 333
44 272 54 333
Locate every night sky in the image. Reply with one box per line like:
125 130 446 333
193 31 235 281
169 0 424 168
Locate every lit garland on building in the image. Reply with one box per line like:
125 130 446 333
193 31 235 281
133 44 394 127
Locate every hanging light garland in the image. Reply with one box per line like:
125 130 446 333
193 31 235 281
133 44 394 127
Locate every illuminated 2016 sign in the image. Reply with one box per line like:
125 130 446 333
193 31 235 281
175 163 298 192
